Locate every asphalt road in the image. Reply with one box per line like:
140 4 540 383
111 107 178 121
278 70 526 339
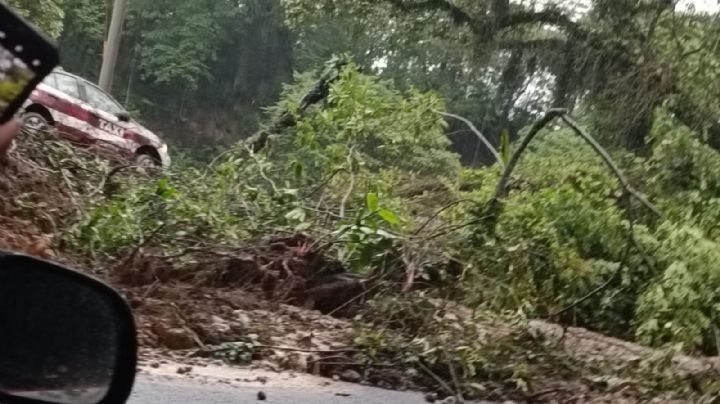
129 360 500 404
129 375 432 404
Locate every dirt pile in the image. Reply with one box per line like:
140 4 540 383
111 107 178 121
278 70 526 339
129 284 356 374
114 233 369 316
115 233 370 376
0 150 67 257
0 128 120 261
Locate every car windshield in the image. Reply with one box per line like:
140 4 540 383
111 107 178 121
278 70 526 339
47 72 80 100
81 82 125 116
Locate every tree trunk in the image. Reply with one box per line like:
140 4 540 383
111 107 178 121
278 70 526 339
552 43 577 110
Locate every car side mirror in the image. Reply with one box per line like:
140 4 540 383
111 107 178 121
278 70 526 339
0 253 136 404
116 112 131 122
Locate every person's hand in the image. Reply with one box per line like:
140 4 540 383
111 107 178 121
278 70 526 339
0 119 22 158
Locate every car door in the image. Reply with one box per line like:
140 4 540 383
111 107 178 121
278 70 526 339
31 72 93 143
76 80 135 153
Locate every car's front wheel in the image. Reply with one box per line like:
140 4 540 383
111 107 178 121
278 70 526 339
133 152 163 176
22 112 53 134
134 153 161 167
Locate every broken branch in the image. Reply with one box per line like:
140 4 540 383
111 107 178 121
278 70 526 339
489 110 662 233
558 114 661 217
416 360 457 398
434 110 504 168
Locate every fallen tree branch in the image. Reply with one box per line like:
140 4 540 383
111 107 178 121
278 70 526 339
549 249 627 318
416 215 494 241
246 146 279 194
59 168 80 209
550 211 636 319
115 223 167 272
91 164 133 198
401 245 419 293
245 57 349 153
140 278 161 301
339 147 356 219
487 109 662 232
192 344 359 356
414 199 478 236
434 110 504 168
326 281 385 317
416 360 457 398
558 114 661 217
170 303 206 348
524 387 572 401
254 345 359 354
306 168 350 198
150 247 255 261
448 362 465 403
493 109 564 201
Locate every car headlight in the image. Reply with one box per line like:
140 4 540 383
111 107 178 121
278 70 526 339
157 144 171 168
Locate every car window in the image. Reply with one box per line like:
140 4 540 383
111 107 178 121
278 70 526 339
42 73 57 89
81 82 125 116
52 73 81 99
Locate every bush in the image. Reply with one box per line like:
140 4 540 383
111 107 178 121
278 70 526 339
635 223 720 354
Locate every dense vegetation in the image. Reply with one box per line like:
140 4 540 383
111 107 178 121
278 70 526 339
13 0 720 361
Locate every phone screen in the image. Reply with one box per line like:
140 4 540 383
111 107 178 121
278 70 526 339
0 5 59 123
0 43 35 114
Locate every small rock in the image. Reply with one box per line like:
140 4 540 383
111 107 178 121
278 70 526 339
234 311 252 328
425 392 439 403
256 376 268 384
149 362 160 369
257 391 266 401
339 369 362 383
332 374 340 381
296 332 314 347
440 397 458 404
176 366 193 375
211 316 232 333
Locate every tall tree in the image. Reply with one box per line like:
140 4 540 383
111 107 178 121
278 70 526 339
57 0 295 148
7 0 65 38
283 0 718 153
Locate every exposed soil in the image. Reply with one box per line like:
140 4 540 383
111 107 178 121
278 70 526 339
112 232 367 316
128 284 355 372
113 235 368 379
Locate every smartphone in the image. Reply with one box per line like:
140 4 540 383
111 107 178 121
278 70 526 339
0 4 59 124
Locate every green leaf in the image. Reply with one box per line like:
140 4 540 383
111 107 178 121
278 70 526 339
378 208 400 225
366 192 379 211
291 160 304 180
284 207 307 222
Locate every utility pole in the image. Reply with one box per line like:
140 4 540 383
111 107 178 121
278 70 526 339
99 0 129 92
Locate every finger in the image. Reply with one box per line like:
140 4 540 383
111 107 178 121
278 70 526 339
0 119 22 156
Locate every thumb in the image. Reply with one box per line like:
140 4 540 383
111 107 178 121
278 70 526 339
0 119 22 157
